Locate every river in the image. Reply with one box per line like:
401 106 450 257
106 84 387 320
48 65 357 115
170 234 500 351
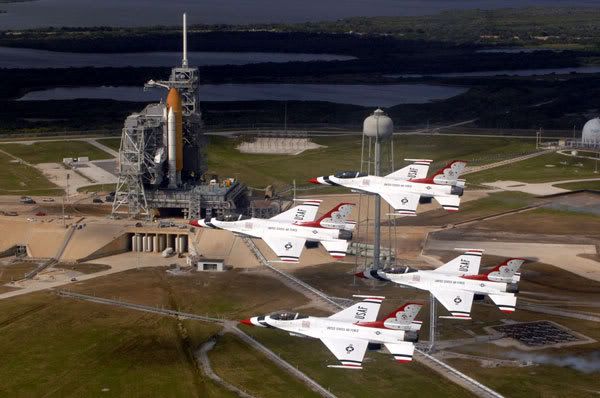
0 47 354 68
17 83 468 107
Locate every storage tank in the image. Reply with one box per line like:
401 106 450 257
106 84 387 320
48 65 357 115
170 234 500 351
153 235 159 253
363 108 393 139
146 235 153 252
582 117 600 146
131 234 138 252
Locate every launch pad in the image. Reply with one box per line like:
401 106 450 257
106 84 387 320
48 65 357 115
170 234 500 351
112 14 248 219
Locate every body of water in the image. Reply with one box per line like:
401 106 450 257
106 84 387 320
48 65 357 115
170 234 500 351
0 0 598 29
17 84 468 107
388 66 600 78
0 47 354 68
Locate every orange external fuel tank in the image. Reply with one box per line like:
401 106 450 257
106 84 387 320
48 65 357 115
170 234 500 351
166 88 184 172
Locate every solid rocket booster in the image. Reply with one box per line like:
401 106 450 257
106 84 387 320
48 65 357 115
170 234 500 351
166 88 183 187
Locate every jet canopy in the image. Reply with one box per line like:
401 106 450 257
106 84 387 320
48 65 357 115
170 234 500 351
384 266 418 274
213 213 251 222
334 171 367 179
269 311 308 321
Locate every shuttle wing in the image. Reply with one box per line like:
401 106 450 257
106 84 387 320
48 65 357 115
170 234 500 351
321 337 368 369
380 191 420 216
262 235 306 263
434 195 461 212
431 289 474 319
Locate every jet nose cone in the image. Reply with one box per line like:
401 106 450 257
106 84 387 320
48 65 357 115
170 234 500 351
189 220 200 227
355 272 366 279
308 177 319 184
239 318 253 326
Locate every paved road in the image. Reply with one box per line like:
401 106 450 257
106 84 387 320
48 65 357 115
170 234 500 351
483 177 600 195
196 338 256 398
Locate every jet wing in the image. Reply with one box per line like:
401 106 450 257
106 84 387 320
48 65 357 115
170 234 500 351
320 239 349 260
262 235 306 263
434 195 461 212
321 337 368 369
328 296 384 322
488 293 517 314
270 200 321 223
384 342 415 363
380 191 420 216
431 290 474 319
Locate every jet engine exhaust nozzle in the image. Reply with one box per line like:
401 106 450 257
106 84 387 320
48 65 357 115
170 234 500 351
450 186 464 196
338 230 353 241
506 283 519 294
404 331 419 343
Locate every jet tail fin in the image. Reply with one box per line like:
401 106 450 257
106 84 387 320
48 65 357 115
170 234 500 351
430 160 467 185
434 249 483 275
313 202 356 230
386 159 432 180
382 303 423 331
484 258 526 283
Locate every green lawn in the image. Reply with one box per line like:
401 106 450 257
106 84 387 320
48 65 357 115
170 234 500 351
209 333 321 398
207 135 535 189
242 325 474 398
0 151 63 195
0 141 112 164
396 191 537 226
554 179 600 191
77 183 117 193
468 153 600 184
0 292 229 398
97 137 122 152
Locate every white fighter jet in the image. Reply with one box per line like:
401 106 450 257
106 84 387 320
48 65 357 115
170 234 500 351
189 200 355 263
356 250 525 319
309 159 467 215
241 296 422 369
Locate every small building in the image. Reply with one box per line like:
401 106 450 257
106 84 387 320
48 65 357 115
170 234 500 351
194 257 225 272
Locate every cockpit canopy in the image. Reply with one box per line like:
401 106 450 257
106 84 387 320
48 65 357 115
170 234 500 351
383 266 418 274
269 311 308 321
334 171 367 179
213 213 251 222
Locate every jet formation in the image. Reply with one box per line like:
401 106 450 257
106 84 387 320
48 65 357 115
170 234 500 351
190 157 528 369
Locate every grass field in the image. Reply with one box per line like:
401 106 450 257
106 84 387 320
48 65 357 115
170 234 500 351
0 151 63 195
54 263 111 274
554 179 600 190
0 262 37 283
0 292 230 398
395 191 537 226
209 333 321 398
207 135 535 189
468 153 600 184
242 324 474 398
0 141 112 164
76 183 116 193
474 207 600 237
97 137 121 152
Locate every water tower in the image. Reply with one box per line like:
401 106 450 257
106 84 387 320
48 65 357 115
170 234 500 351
359 109 394 269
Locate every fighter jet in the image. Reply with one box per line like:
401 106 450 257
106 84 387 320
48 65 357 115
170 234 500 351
241 296 422 369
309 159 467 215
190 200 355 263
356 250 525 319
